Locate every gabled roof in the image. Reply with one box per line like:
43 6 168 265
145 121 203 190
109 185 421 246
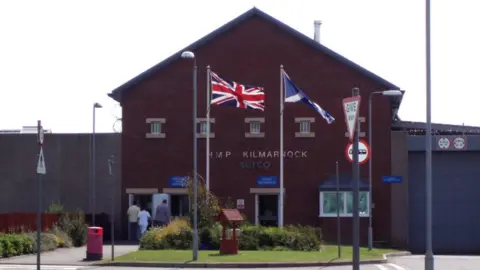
108 7 400 103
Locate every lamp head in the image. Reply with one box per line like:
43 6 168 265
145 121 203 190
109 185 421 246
382 90 403 96
94 102 103 108
181 51 195 59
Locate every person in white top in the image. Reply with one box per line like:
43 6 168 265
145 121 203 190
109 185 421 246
126 201 141 241
137 206 151 237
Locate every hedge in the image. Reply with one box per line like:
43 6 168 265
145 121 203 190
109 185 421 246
140 219 322 251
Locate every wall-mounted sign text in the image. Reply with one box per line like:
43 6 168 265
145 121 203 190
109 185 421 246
209 150 308 159
257 176 278 187
382 175 402 184
168 176 187 188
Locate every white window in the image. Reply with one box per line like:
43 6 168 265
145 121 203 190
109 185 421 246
245 117 265 138
250 121 261 134
196 118 215 138
295 117 315 138
319 191 370 217
200 121 208 134
299 120 310 133
150 122 161 134
145 118 166 138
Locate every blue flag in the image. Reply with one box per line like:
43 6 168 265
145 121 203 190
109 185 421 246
282 71 335 124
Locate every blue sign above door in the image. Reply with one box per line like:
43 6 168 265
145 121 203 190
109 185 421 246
382 175 402 184
257 176 278 187
168 176 188 187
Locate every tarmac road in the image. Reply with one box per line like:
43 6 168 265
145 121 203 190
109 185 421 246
0 263 407 270
390 254 480 270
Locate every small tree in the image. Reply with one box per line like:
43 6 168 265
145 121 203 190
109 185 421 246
185 174 221 229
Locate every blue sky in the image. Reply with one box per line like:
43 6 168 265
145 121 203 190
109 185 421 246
0 0 478 133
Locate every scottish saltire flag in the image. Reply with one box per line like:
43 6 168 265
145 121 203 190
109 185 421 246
210 71 265 111
282 71 335 124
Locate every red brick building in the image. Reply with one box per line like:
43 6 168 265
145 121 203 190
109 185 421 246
108 8 403 244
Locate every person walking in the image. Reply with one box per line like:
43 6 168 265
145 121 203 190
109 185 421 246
154 199 170 227
137 205 151 237
126 200 140 241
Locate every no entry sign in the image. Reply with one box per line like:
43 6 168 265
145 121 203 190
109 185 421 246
345 140 370 165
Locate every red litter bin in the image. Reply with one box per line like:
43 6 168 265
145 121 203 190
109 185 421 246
86 227 103 260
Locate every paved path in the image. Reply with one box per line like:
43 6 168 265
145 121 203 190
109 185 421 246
0 264 407 269
0 245 138 266
390 254 480 270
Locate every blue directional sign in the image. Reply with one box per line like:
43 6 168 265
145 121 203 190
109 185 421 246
382 175 402 184
168 176 188 187
257 176 278 187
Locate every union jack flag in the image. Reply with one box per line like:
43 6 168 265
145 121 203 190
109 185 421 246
210 71 265 111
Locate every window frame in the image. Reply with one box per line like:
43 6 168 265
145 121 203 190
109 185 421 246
299 120 310 133
145 118 166 138
245 117 265 138
250 121 261 134
196 118 215 138
319 191 370 217
294 117 315 138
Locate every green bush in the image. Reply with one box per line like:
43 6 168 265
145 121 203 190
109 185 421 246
238 225 321 251
140 219 193 250
0 234 34 257
139 219 321 251
48 226 72 248
46 202 65 213
199 224 221 249
56 211 88 247
27 232 57 253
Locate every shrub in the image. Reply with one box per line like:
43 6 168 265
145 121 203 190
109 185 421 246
238 225 321 251
57 211 88 247
199 224 221 250
0 234 33 257
185 175 221 229
46 202 65 213
140 219 193 250
27 232 57 253
48 226 72 248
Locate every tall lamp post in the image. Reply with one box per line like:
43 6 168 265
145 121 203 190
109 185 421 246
425 0 434 269
368 90 402 251
181 50 199 261
92 102 102 226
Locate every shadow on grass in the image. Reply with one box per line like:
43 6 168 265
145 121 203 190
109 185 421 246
207 253 237 257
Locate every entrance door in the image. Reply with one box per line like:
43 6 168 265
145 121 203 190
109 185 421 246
152 193 170 220
258 195 278 227
171 194 190 217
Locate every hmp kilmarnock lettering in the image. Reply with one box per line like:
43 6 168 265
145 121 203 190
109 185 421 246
208 150 308 159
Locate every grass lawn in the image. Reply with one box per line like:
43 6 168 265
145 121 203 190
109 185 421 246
111 245 400 263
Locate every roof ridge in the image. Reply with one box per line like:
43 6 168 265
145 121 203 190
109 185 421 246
108 7 400 102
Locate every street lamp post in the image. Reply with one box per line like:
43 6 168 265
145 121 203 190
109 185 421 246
92 102 102 226
181 50 199 261
368 90 402 251
425 0 434 269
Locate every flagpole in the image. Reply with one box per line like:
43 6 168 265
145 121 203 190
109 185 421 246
206 66 211 191
279 65 284 228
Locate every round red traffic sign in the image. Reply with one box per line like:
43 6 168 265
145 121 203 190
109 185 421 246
345 140 370 165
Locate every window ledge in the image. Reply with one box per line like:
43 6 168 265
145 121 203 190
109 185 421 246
319 214 370 218
146 133 166 139
197 133 215 138
245 132 265 138
295 132 315 138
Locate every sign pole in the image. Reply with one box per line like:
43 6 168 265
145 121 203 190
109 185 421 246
335 161 341 258
36 120 45 270
342 87 361 270
108 155 115 261
351 88 361 270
